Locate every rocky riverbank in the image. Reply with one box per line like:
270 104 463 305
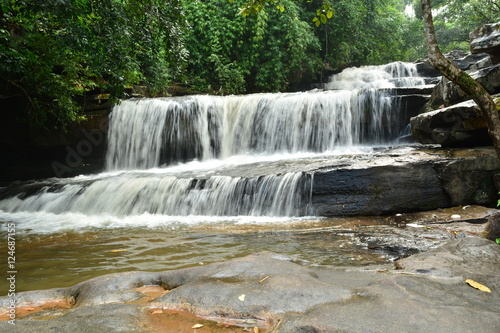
1 208 499 332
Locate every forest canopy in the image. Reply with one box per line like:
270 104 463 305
1 0 499 129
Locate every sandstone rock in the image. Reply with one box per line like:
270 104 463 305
278 237 500 333
415 51 491 78
426 64 500 110
310 146 500 216
470 22 500 64
410 99 491 147
1 238 499 333
484 211 500 241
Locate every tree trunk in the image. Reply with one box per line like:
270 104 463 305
421 0 500 160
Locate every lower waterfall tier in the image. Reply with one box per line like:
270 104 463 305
0 146 498 235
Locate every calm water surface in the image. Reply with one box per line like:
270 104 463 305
2 217 397 293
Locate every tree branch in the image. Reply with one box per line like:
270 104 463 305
421 0 500 159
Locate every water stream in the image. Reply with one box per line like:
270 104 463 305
0 62 429 291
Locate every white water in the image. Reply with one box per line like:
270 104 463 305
106 89 399 170
0 62 425 234
326 61 425 90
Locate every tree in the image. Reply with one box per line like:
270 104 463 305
413 0 500 52
236 0 426 72
183 0 320 93
420 0 500 160
0 0 186 129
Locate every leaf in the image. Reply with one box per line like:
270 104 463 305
238 294 246 301
151 310 163 314
320 14 327 24
465 279 491 292
496 238 500 244
327 10 333 19
192 324 204 329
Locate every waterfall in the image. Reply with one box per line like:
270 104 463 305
0 171 311 217
0 62 425 230
106 89 402 170
326 61 425 90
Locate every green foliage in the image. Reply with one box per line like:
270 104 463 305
496 238 500 244
0 0 186 129
6 0 493 130
183 0 321 93
412 0 500 53
237 0 427 71
310 0 424 70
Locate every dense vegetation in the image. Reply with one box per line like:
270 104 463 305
1 0 499 130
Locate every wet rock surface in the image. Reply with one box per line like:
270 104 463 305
1 214 499 333
310 146 500 216
411 29 500 149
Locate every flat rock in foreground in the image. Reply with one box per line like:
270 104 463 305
1 237 499 332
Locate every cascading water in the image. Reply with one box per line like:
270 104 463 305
0 61 425 233
326 61 425 90
106 89 400 170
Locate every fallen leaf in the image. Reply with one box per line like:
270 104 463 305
111 249 127 253
466 279 491 292
238 294 246 301
192 324 204 329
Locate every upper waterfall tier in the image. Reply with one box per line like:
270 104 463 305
326 61 425 90
106 62 424 170
107 89 405 170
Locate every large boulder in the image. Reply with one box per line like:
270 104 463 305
410 99 490 147
470 22 500 64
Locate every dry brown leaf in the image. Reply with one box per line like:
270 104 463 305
465 279 491 293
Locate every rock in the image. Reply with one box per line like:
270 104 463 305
415 50 491 78
484 211 500 241
410 99 491 147
426 64 500 110
1 238 499 332
470 22 500 64
278 239 500 333
310 146 500 216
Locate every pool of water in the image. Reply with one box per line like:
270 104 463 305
2 216 402 293
3 204 492 293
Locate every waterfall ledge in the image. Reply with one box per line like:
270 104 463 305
308 145 499 215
